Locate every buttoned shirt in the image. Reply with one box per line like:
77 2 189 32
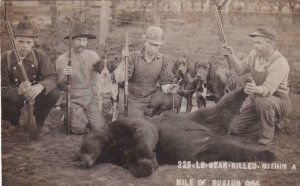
1 49 58 101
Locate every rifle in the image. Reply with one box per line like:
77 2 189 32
213 3 236 89
5 21 38 140
124 32 129 117
66 21 73 134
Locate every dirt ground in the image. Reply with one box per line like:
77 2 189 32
2 92 300 186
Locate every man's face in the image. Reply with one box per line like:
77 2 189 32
15 36 34 58
144 41 160 56
252 36 273 57
73 37 88 53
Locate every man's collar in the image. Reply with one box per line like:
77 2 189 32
11 49 35 63
139 48 162 62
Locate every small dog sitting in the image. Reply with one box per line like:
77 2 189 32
93 59 119 121
191 61 231 108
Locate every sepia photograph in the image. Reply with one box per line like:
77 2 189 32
1 0 300 185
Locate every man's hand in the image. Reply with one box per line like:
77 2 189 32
24 83 44 102
244 81 264 96
122 47 129 61
167 84 180 94
221 43 234 56
64 66 74 75
18 81 31 95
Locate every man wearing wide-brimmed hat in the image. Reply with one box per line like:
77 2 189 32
56 23 105 134
222 26 291 146
114 26 180 118
1 21 60 134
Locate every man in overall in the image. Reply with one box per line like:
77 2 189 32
56 23 105 134
222 26 291 145
114 26 180 118
1 21 60 134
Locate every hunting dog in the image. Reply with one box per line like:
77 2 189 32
171 57 202 113
93 59 119 121
191 61 231 108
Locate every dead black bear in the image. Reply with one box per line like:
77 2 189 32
149 87 275 164
76 118 158 178
77 88 276 177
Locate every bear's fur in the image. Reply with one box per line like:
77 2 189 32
77 118 158 178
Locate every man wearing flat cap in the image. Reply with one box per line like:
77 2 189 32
1 21 60 133
222 26 291 145
56 23 105 134
114 26 180 118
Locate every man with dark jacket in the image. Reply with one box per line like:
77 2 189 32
1 22 60 133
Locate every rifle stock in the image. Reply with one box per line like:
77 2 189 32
5 21 38 140
124 32 129 117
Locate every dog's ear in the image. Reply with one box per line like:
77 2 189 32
189 61 197 78
84 123 95 134
172 60 179 75
93 61 99 72
93 60 104 73
208 62 216 80
107 60 115 73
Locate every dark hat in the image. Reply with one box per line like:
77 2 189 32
249 26 276 41
64 23 96 39
142 26 166 45
13 21 38 38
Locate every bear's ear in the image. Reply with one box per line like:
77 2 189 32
84 123 94 134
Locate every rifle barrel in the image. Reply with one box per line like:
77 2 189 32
5 22 29 81
213 5 227 43
124 32 129 116
66 22 73 134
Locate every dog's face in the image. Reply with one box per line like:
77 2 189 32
172 57 190 76
93 59 115 79
193 61 211 82
77 123 108 169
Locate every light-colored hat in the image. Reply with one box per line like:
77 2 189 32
142 26 166 45
64 23 96 39
249 26 276 41
13 21 38 38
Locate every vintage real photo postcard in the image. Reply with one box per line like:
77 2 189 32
1 0 300 185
